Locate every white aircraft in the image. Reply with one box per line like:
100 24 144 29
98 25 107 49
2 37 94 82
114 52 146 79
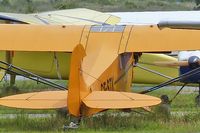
109 11 200 25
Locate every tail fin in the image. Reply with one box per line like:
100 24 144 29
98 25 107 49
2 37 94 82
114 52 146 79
67 44 161 117
67 44 89 117
0 44 88 112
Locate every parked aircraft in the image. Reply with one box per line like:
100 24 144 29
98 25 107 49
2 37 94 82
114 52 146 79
0 22 199 118
1 9 200 86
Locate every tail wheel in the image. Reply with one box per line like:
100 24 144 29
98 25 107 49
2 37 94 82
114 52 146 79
160 95 170 104
156 95 171 121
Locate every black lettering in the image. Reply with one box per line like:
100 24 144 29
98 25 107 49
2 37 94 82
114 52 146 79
101 77 114 91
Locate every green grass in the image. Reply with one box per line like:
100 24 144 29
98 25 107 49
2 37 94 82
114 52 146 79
133 85 199 111
0 0 199 131
0 0 197 13
0 80 67 95
0 0 199 132
0 80 200 132
1 110 200 132
0 115 64 132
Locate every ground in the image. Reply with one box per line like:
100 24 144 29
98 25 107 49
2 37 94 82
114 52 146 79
0 0 197 13
0 80 200 132
0 0 199 132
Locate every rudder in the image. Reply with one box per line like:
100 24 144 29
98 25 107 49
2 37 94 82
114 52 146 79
67 44 89 117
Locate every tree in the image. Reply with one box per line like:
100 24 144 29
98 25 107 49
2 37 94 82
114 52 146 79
195 0 200 6
26 0 35 13
1 0 10 6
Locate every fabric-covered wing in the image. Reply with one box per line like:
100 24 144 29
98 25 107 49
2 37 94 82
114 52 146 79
0 25 84 52
0 8 120 25
0 12 44 24
32 8 120 25
0 91 67 109
83 91 161 109
126 25 200 52
0 25 200 52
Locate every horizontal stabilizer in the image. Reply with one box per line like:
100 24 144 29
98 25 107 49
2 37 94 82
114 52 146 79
0 91 67 109
83 91 161 109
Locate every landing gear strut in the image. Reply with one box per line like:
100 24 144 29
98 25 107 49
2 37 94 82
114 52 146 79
195 84 200 107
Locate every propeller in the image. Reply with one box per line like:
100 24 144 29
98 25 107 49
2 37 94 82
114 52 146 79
154 56 200 68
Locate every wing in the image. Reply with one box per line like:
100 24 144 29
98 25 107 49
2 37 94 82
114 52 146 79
0 24 200 52
0 91 67 109
32 8 120 25
0 25 85 52
0 12 43 24
133 53 178 84
125 25 200 52
0 8 120 25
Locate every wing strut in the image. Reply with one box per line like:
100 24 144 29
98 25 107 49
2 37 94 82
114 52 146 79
140 66 200 94
0 60 66 90
135 63 173 80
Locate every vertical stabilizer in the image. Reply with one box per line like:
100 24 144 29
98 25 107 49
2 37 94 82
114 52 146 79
67 44 89 117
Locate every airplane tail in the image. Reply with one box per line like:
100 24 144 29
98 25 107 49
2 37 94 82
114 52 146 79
83 91 161 109
67 44 90 117
0 44 161 117
0 44 88 111
67 45 161 117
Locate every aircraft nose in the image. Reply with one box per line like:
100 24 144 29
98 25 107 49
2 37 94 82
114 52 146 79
188 56 200 69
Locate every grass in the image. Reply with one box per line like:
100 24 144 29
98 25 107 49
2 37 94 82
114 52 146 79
0 80 200 132
1 109 200 132
133 85 199 111
0 0 197 13
0 0 199 132
0 115 63 132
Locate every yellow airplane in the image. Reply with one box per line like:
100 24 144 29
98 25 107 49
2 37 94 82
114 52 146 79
0 8 178 85
0 23 199 118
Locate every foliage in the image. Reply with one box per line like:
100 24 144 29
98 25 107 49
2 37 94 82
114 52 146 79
0 0 196 13
196 0 200 5
0 0 198 132
0 81 200 132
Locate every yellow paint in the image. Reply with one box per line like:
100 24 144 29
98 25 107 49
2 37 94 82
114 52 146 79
3 24 200 117
67 44 88 117
127 25 200 52
0 25 200 52
0 51 178 84
0 8 120 25
134 53 178 84
0 91 67 109
12 52 70 79
83 91 161 109
0 69 4 81
0 51 6 80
